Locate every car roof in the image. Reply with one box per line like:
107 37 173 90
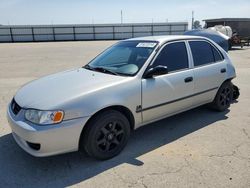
126 35 206 45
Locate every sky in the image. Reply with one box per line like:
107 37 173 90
0 0 250 28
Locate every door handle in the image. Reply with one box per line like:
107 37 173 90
221 68 226 73
184 77 193 83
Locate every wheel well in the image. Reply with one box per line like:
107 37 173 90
78 105 135 150
222 79 233 87
82 105 135 132
100 106 135 130
215 79 232 96
225 78 233 82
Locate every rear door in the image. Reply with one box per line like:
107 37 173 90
188 40 227 106
141 41 194 123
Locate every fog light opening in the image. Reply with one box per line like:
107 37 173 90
26 142 41 151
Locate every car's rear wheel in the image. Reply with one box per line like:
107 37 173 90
80 110 130 160
210 81 233 111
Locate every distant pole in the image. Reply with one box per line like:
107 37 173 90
192 11 194 29
121 10 123 24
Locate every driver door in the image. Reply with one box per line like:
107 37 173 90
141 41 194 123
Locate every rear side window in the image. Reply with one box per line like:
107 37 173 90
189 41 223 66
189 41 214 66
212 46 223 62
152 42 189 72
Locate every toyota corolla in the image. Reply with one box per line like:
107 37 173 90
7 35 238 160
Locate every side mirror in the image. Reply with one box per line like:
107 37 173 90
144 65 168 78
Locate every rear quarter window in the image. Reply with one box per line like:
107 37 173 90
212 46 223 62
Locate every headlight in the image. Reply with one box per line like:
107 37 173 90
25 109 64 125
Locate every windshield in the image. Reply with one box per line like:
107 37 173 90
85 40 158 76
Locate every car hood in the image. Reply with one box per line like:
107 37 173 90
14 68 129 109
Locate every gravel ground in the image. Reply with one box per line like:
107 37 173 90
0 41 249 188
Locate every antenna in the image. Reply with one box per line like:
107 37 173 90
192 11 194 29
120 10 123 24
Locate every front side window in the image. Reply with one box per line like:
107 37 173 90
86 41 158 76
189 41 223 67
152 42 189 72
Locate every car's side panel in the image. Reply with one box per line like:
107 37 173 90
186 40 228 105
192 61 227 105
224 56 236 80
141 69 194 124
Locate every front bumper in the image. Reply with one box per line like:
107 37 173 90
7 104 89 157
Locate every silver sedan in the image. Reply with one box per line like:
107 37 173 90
7 35 237 159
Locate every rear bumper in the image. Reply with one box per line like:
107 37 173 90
7 105 89 157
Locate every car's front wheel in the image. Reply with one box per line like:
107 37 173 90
210 81 233 111
80 110 130 160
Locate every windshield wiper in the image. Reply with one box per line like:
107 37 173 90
94 67 120 75
84 64 94 70
84 65 119 76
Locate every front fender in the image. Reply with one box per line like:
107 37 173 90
61 78 142 127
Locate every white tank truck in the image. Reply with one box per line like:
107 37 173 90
208 25 243 49
207 25 233 38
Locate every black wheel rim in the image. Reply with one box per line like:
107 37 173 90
96 121 125 152
219 87 231 107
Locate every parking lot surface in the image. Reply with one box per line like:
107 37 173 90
0 41 249 188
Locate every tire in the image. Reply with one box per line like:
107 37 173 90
80 110 130 160
232 85 240 100
210 81 233 112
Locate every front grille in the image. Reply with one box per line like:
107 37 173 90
11 99 21 115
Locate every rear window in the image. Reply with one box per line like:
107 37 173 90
189 41 223 67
